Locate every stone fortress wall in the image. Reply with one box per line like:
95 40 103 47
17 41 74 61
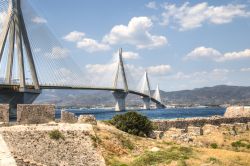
0 104 9 123
151 106 250 141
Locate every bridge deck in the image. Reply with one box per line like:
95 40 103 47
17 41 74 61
0 84 164 106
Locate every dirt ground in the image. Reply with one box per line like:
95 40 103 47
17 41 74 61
94 122 250 166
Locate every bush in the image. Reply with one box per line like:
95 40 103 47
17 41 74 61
210 143 218 149
110 112 153 137
231 140 248 148
49 130 65 140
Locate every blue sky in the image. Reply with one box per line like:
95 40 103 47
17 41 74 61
1 0 250 91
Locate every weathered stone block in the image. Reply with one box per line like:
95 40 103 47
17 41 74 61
164 128 186 140
224 106 250 118
188 126 203 136
61 110 78 123
220 124 236 135
234 123 248 133
149 131 164 139
17 104 55 124
202 124 219 135
247 122 250 130
78 115 97 125
0 104 9 123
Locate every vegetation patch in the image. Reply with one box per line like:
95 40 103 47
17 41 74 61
210 143 218 149
207 157 221 164
231 140 250 149
90 135 102 147
48 130 65 140
110 112 153 137
116 133 134 150
130 146 193 166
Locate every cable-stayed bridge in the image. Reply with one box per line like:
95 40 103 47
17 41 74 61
0 0 165 113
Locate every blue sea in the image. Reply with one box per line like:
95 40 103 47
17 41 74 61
56 108 226 120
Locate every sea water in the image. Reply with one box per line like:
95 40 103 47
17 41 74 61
56 108 226 120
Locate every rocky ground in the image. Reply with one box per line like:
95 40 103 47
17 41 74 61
0 121 250 166
93 122 250 166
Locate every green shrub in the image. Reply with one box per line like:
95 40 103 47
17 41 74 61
49 130 64 140
110 112 153 137
231 140 248 148
210 143 218 149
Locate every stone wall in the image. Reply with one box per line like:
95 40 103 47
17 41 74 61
224 106 250 118
17 104 55 124
0 124 106 166
153 116 250 131
0 104 9 123
61 110 78 123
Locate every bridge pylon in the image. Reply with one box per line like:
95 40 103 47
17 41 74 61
112 48 128 111
140 71 151 110
0 0 40 117
153 84 164 109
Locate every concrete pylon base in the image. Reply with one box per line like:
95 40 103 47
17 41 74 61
142 97 150 110
0 88 40 119
112 91 127 111
155 103 164 109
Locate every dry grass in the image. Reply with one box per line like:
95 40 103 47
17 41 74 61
93 122 250 166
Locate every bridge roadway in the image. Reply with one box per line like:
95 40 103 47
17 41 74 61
0 84 165 107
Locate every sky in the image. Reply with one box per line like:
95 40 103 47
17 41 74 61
1 0 250 91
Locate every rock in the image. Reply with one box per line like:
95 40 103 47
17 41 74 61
154 131 164 139
0 104 9 123
202 124 219 135
149 131 164 139
17 104 55 124
148 131 156 139
164 128 186 140
220 124 236 135
150 147 160 152
224 106 250 118
61 110 78 123
247 122 250 130
187 126 203 136
78 115 97 125
234 123 248 133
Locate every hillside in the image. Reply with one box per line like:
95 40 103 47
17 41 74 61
162 85 250 105
35 85 250 107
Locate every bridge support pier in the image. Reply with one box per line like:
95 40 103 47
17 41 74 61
142 97 150 110
112 91 127 111
155 103 165 109
0 89 40 119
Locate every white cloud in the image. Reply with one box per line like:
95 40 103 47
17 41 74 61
103 17 167 49
77 38 110 53
85 63 116 74
113 51 139 59
240 68 250 72
218 49 250 61
64 31 110 53
31 16 47 24
45 46 69 59
147 65 171 75
63 31 85 42
86 63 171 77
185 47 250 62
161 2 250 31
170 69 230 82
146 1 157 9
185 46 222 60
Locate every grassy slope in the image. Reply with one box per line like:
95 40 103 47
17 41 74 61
93 122 250 166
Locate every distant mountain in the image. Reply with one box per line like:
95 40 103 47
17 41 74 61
34 85 250 107
162 85 250 106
